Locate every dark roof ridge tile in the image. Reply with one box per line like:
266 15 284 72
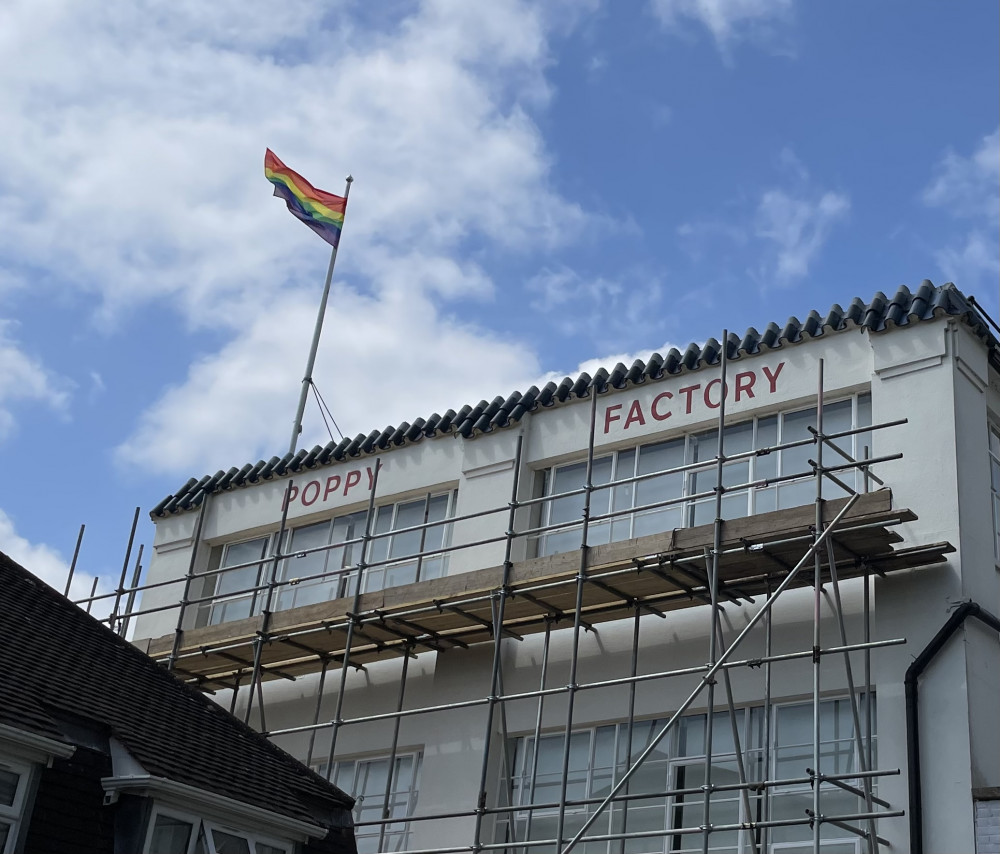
153 282 997 516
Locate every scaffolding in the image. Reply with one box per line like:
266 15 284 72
77 346 957 854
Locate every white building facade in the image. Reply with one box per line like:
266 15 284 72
132 282 1000 854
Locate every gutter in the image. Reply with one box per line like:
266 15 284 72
905 600 1000 854
0 723 76 763
101 774 330 842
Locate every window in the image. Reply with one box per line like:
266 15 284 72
498 697 875 854
0 758 31 854
317 753 422 854
201 536 271 626
535 395 872 558
144 809 292 854
199 491 457 626
990 425 1000 563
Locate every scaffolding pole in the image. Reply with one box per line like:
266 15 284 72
115 360 927 854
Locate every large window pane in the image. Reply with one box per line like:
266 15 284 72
211 830 251 854
149 814 194 854
0 770 18 807
208 537 269 624
278 521 333 610
330 510 368 597
990 425 1000 563
336 754 421 854
634 439 685 537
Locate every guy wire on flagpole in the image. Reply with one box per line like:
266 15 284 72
288 174 353 455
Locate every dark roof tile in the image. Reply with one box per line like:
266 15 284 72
154 282 998 516
0 552 354 828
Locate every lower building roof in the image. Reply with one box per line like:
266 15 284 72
0 550 354 830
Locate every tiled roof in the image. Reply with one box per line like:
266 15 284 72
0 550 354 828
153 280 998 517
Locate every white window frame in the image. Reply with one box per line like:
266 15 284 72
500 696 876 854
202 535 272 627
317 751 423 854
202 489 458 627
142 805 293 854
143 805 201 854
535 394 872 558
989 423 1000 564
0 757 33 854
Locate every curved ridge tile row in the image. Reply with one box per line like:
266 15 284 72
152 282 997 516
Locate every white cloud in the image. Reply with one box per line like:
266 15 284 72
932 231 999 293
0 0 591 324
0 320 70 440
0 0 613 475
0 508 103 603
922 129 999 293
922 129 999 222
676 151 848 288
754 188 849 284
526 265 666 351
650 0 794 58
116 286 543 475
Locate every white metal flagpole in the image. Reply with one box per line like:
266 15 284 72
288 174 353 455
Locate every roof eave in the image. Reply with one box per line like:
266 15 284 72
100 774 332 842
0 722 76 763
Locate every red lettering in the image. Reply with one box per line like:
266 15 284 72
651 391 673 421
704 379 727 410
762 362 785 393
604 404 623 434
301 480 321 506
678 384 701 415
344 470 361 495
734 371 756 401
366 466 375 490
323 475 342 501
623 400 646 430
282 484 299 511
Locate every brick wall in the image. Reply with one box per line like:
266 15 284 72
976 800 1000 854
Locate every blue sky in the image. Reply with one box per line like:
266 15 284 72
0 0 997 605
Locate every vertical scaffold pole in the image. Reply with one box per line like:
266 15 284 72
306 660 330 767
522 618 552 851
167 494 209 673
325 458 382 777
555 388 600 848
378 643 412 851
714 616 760 854
119 543 144 638
864 558 874 807
701 331 729 854
109 506 140 632
64 523 85 598
472 433 524 850
812 359 825 854
618 604 641 854
244 478 295 727
560 495 863 854
760 579 774 854
824 539 878 853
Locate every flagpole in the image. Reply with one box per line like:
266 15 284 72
288 174 353 455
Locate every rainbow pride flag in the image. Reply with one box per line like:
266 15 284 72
265 149 347 249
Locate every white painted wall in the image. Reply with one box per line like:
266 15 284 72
134 317 999 852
